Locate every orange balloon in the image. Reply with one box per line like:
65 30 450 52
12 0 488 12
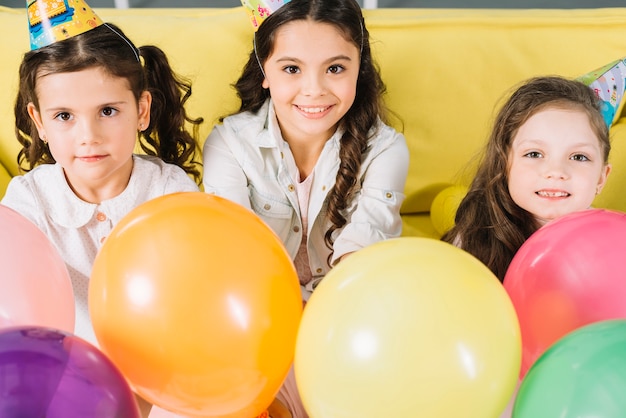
0 205 74 332
89 193 302 417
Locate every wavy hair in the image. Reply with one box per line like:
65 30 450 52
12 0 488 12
442 76 610 281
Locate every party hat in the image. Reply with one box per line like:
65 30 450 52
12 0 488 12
577 57 626 127
240 0 292 32
27 0 104 50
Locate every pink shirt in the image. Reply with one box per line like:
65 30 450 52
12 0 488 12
293 172 314 286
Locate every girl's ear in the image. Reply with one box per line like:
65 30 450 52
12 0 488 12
596 163 612 195
137 90 152 129
26 102 45 139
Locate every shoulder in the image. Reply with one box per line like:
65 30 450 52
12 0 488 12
369 120 406 148
206 101 274 157
363 120 408 162
220 100 271 138
1 164 80 228
3 164 63 201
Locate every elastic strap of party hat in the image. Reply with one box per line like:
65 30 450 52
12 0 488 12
253 34 266 78
104 23 140 63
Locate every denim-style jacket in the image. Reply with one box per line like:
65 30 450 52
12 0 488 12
202 100 409 291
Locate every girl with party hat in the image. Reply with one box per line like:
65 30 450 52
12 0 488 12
3 2 202 412
203 0 409 416
442 75 613 283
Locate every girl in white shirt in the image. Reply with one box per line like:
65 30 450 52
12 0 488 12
202 1 409 416
2 15 202 348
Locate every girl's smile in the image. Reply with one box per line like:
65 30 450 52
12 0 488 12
294 104 334 119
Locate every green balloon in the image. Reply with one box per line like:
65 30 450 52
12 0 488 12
513 320 626 417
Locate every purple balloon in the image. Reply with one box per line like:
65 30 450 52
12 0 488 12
0 326 141 418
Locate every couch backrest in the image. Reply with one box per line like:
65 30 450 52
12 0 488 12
1 6 626 213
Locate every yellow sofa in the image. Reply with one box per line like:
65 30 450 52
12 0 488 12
2 6 626 238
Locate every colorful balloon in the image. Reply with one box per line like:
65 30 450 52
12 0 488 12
89 192 302 418
0 205 74 332
0 326 140 417
295 237 521 418
513 320 626 417
430 184 467 236
503 208 626 377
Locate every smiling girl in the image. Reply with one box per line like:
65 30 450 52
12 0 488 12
202 1 409 415
442 76 612 282
203 0 409 298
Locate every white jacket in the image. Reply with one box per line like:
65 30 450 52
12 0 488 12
202 100 409 289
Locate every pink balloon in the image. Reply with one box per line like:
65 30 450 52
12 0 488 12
0 205 74 332
503 208 626 377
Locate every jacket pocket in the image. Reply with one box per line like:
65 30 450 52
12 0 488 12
249 185 294 237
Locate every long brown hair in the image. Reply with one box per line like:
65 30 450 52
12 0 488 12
233 0 387 264
14 23 203 183
442 76 610 281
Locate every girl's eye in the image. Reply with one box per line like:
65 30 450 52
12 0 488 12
283 65 300 74
571 154 590 162
523 151 542 158
327 65 345 74
101 107 118 117
54 112 72 122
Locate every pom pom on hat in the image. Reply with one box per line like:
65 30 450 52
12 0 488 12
578 57 626 128
27 0 103 50
240 0 292 31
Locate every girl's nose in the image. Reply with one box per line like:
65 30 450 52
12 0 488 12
78 119 101 145
302 72 326 96
543 160 568 180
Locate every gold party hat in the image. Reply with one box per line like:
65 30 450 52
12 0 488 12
27 0 104 50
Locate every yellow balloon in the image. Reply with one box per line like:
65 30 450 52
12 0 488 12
430 185 468 236
295 237 520 418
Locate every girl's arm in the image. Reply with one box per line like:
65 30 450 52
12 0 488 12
331 130 410 263
202 125 252 210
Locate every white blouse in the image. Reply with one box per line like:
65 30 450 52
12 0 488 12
1 154 199 346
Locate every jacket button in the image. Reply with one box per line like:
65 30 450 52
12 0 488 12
316 268 323 274
385 192 393 199
288 184 295 192
96 212 107 222
293 226 300 233
264 203 271 210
